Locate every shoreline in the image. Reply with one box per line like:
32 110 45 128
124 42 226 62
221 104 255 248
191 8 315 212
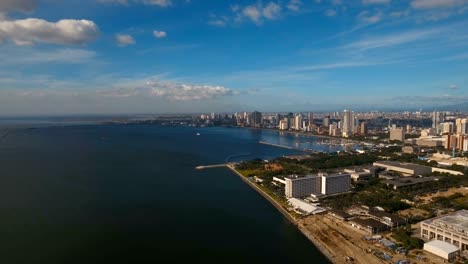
241 126 369 146
226 164 335 263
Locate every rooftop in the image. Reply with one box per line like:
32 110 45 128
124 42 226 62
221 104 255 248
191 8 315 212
424 240 459 254
374 160 431 171
383 177 437 188
424 210 468 235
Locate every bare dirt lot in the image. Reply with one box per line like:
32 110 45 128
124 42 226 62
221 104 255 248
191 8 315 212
299 215 449 264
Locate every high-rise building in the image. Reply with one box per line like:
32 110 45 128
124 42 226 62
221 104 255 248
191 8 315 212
342 110 355 137
360 122 368 135
320 173 351 195
285 175 321 198
441 122 454 134
251 111 262 128
308 112 314 125
294 114 302 131
432 111 445 133
456 118 467 135
285 173 351 198
329 122 338 136
279 119 289 130
390 127 405 142
463 119 468 135
445 134 457 150
323 116 330 127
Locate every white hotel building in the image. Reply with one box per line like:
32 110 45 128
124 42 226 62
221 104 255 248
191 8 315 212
285 173 350 198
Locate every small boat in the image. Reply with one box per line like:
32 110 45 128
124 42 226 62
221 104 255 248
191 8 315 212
196 133 201 136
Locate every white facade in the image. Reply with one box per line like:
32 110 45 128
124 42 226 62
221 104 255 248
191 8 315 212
421 210 468 252
424 240 459 261
320 173 351 195
294 115 302 131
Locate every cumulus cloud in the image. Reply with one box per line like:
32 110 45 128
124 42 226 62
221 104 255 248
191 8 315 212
237 1 282 24
153 30 167 38
411 0 467 9
115 34 135 46
357 10 383 24
97 80 235 101
97 0 172 7
0 18 99 46
0 0 36 13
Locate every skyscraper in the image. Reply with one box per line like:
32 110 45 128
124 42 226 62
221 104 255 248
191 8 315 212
342 110 355 137
360 122 368 135
308 112 314 126
251 111 262 128
323 115 330 127
294 114 302 131
432 111 445 133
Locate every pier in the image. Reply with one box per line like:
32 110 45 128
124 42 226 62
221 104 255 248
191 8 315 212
195 164 227 170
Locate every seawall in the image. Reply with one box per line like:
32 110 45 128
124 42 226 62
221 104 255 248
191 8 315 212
226 165 335 263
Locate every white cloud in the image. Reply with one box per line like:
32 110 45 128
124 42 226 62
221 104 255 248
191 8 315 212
237 1 282 24
0 18 99 46
362 0 390 5
98 0 172 7
0 0 36 13
0 48 96 64
411 0 467 9
208 17 228 27
102 83 233 100
345 28 440 50
142 0 172 7
357 10 383 24
325 9 337 16
153 30 167 38
115 34 135 46
242 5 262 23
262 2 281 19
287 0 302 12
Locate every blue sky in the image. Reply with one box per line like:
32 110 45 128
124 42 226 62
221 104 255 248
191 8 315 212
0 0 467 115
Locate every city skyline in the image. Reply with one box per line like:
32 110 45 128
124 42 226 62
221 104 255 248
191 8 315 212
0 0 467 115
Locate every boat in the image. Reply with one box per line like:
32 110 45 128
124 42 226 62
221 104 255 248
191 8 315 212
196 133 200 136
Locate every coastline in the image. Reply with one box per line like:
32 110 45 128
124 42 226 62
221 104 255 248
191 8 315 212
226 164 335 263
242 126 368 145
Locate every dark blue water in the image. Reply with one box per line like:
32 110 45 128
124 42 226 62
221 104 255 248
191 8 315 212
0 125 330 263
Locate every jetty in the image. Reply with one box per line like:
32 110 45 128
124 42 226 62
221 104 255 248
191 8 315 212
195 164 227 170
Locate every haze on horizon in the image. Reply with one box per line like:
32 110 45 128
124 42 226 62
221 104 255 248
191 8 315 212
0 0 467 115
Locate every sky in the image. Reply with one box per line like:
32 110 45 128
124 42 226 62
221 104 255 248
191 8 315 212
0 0 467 115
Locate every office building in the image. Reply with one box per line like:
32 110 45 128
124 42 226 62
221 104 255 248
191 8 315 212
342 110 355 138
360 122 368 135
285 175 321 198
420 210 468 251
389 127 405 142
320 173 351 195
373 161 432 176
